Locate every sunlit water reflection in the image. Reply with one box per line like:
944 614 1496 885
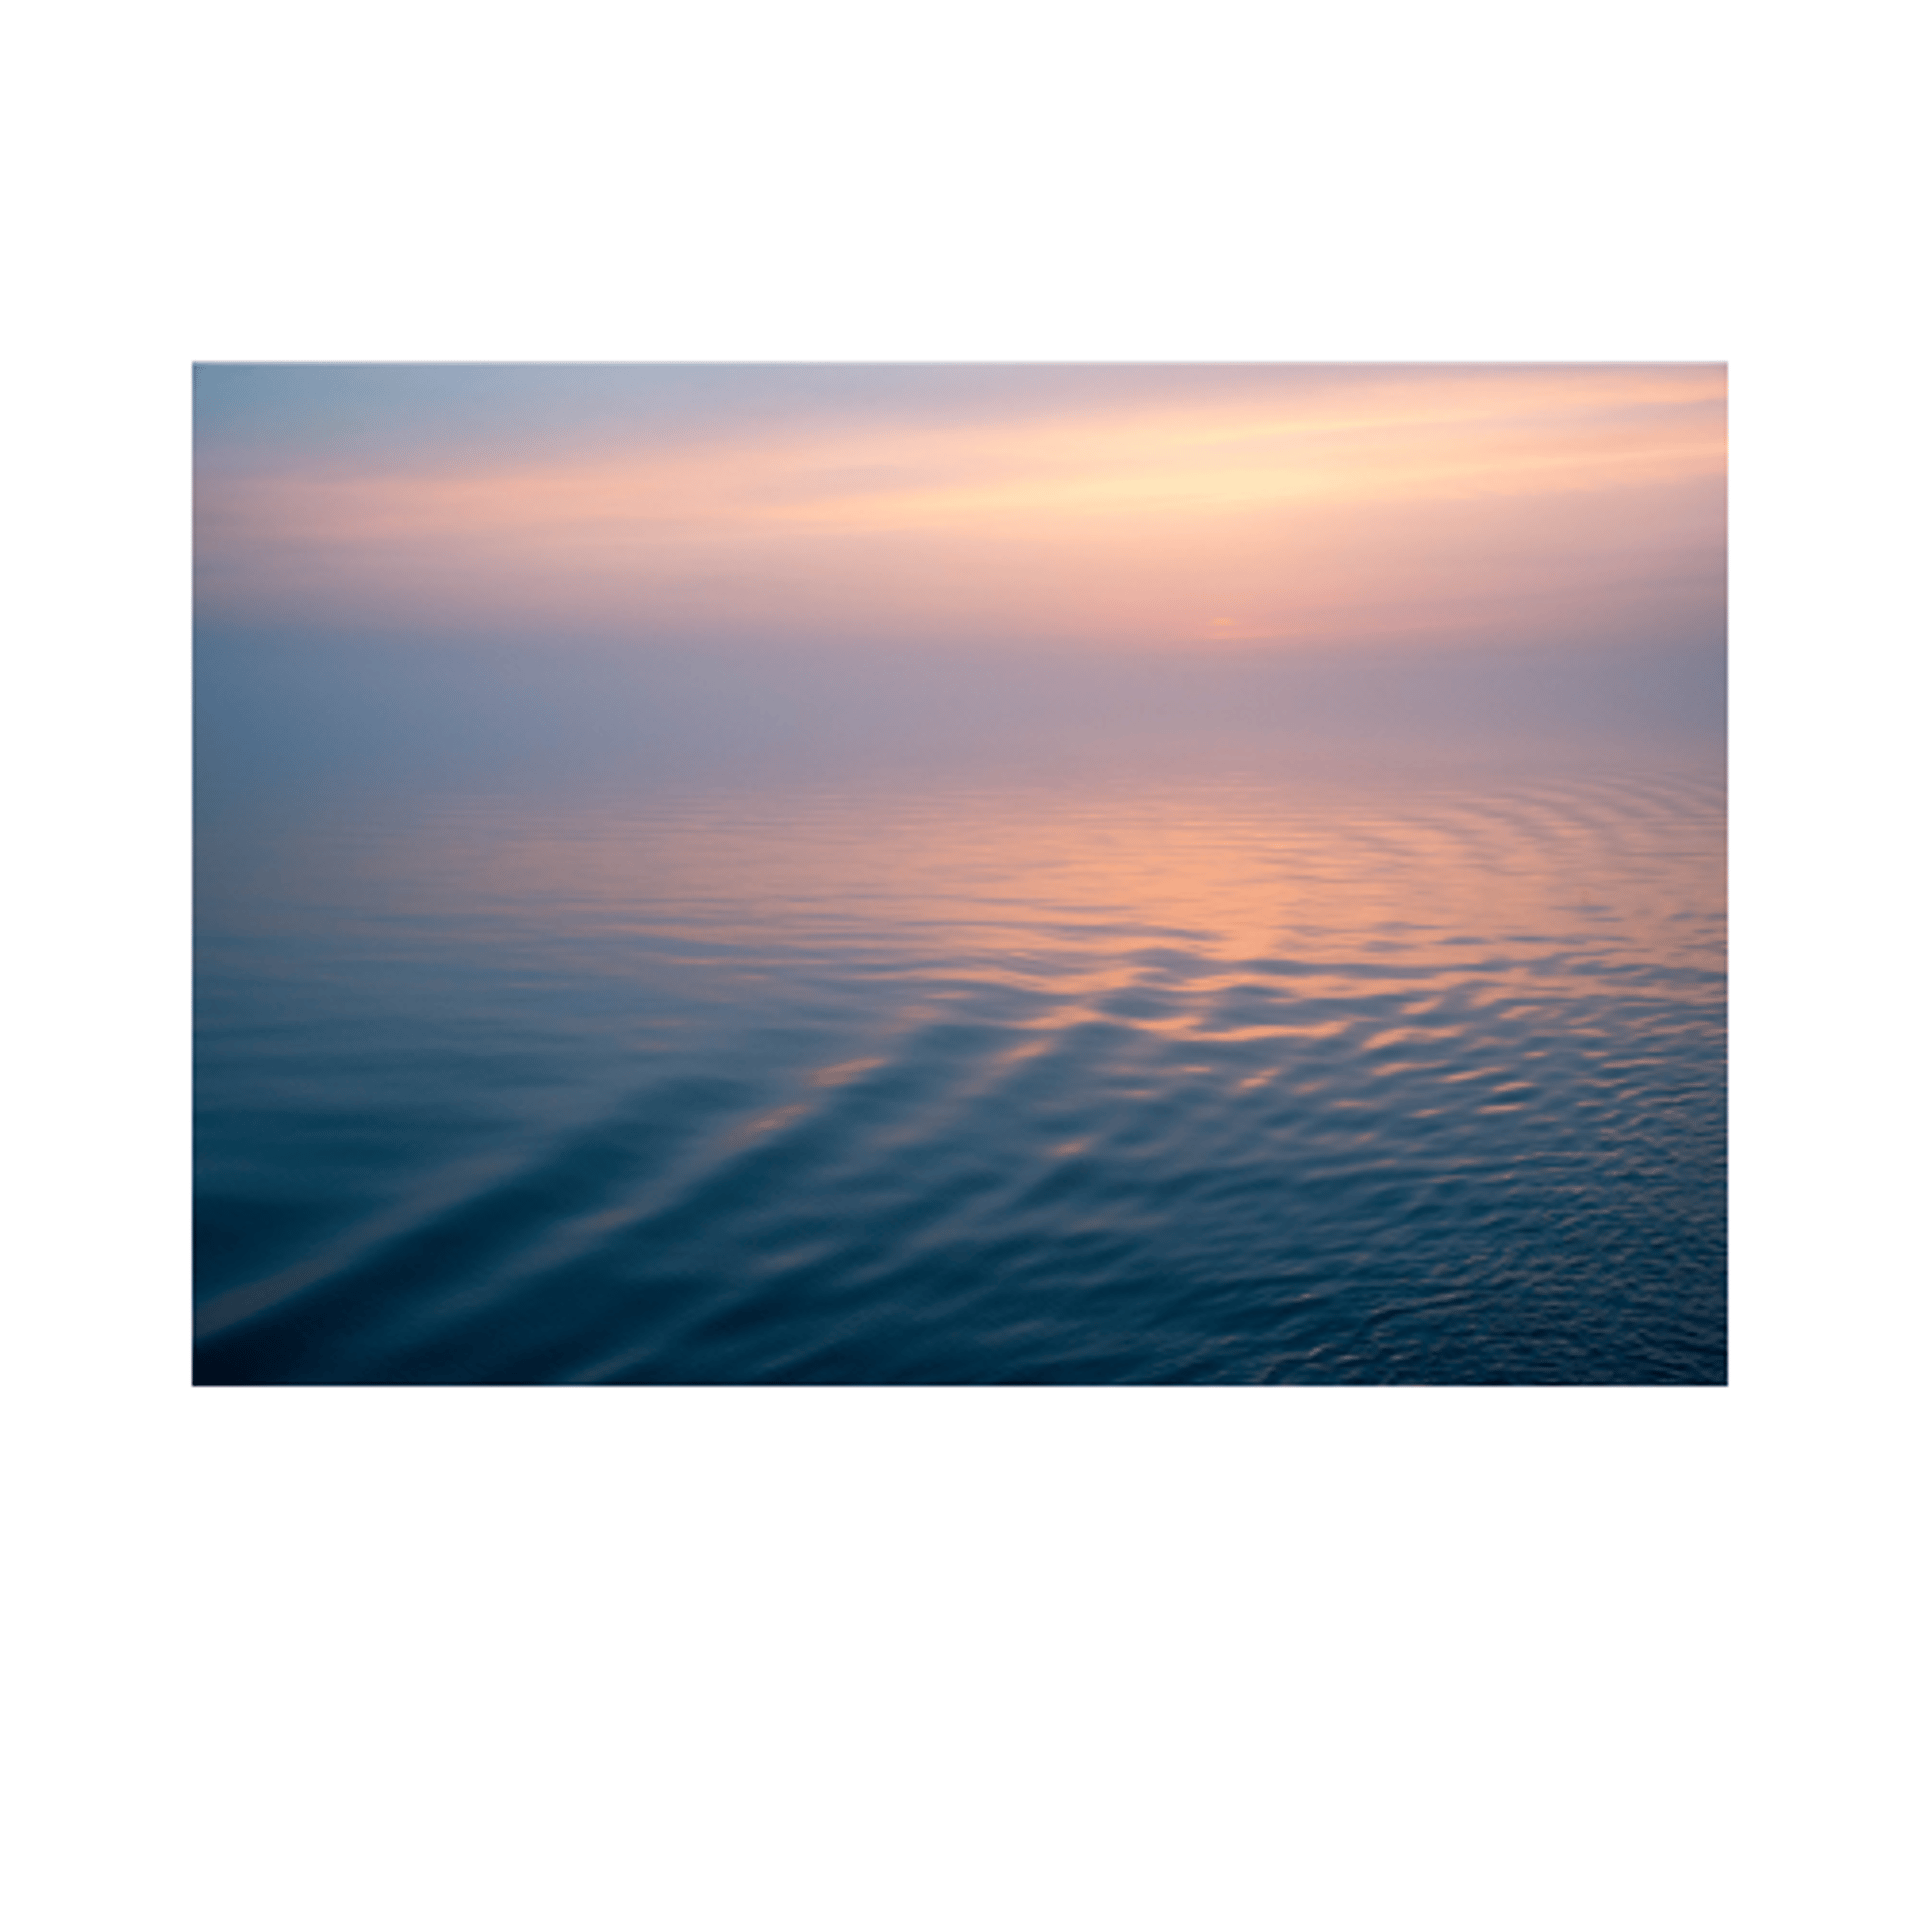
195 740 1725 1384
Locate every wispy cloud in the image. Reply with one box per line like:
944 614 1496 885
195 365 1724 652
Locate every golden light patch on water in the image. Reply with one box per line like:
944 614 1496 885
1210 1020 1354 1042
1359 1027 1416 1052
404 757 1722 1003
728 1102 811 1143
810 1057 886 1088
990 1036 1054 1066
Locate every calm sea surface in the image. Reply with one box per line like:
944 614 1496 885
195 735 1725 1384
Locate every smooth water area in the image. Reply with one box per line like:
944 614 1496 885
195 731 1725 1384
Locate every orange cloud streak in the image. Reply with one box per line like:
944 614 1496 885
196 367 1725 651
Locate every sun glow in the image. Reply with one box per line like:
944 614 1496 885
196 365 1725 654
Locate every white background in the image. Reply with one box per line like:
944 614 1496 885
6 4 1912 1915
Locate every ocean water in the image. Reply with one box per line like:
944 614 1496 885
194 712 1725 1386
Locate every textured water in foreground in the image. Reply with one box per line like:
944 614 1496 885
195 739 1725 1385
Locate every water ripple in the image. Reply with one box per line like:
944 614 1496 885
196 750 1724 1383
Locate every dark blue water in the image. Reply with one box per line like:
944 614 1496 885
194 721 1725 1385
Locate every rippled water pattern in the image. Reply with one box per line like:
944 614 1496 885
195 748 1725 1384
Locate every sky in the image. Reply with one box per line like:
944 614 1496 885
194 364 1726 658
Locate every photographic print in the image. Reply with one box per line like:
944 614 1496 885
194 364 1726 1384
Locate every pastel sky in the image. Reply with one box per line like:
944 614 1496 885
194 365 1725 655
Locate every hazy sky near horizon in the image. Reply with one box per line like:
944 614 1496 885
195 364 1725 655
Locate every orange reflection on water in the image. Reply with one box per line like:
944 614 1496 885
409 753 1725 1033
